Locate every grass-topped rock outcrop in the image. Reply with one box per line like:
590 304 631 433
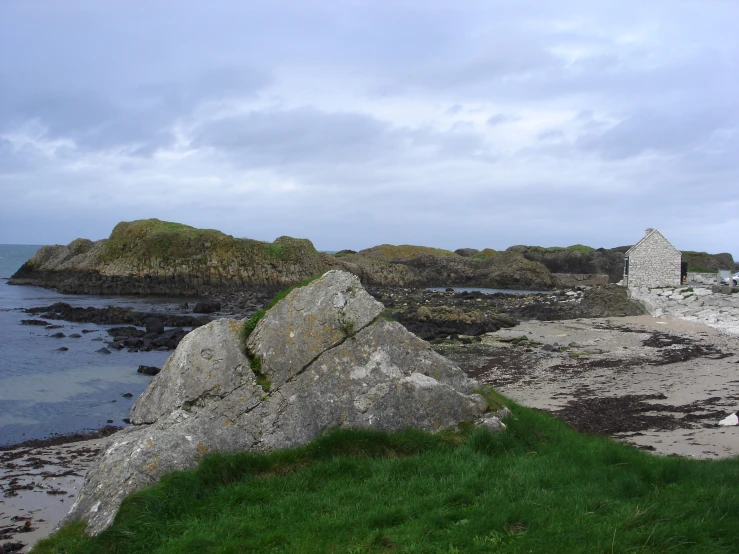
10 219 334 294
62 270 503 536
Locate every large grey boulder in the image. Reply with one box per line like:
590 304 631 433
63 270 503 535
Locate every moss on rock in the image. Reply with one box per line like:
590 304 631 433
358 244 458 262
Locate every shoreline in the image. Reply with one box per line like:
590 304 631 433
438 314 739 459
2 314 737 550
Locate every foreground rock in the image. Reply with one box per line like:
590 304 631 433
63 271 501 535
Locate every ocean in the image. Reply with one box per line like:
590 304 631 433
0 245 187 446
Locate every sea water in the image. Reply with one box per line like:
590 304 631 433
0 245 188 446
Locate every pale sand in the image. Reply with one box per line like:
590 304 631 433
0 438 106 552
476 314 739 459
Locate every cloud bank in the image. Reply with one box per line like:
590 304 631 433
1 1 737 257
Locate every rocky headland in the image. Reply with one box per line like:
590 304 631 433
8 219 561 295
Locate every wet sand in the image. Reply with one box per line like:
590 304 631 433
439 314 739 459
0 438 105 552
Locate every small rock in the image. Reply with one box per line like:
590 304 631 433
69 333 82 338
96 347 111 354
137 365 161 376
121 393 134 398
193 301 221 314
21 319 49 326
145 317 165 335
50 332 65 338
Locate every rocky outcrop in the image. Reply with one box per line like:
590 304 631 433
512 245 737 283
680 251 736 273
62 271 502 535
10 220 336 295
9 220 423 294
508 245 630 283
510 284 646 321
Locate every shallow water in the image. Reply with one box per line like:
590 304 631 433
0 245 195 446
426 286 553 295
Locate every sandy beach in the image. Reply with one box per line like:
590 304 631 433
0 438 106 552
441 314 739 459
2 314 738 551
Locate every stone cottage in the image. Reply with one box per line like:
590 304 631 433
623 228 682 289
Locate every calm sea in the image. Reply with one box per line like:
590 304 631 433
0 245 189 446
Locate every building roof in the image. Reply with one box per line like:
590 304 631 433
625 228 681 257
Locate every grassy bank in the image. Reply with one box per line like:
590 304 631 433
35 393 738 553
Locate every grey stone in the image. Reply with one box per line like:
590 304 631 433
145 317 165 335
131 319 263 425
245 270 384 390
63 270 499 536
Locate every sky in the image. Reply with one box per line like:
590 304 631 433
0 1 737 257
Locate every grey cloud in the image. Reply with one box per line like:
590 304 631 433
577 109 733 160
192 107 492 170
487 114 518 126
0 66 270 156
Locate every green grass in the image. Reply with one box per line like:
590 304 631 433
565 244 595 254
34 393 739 554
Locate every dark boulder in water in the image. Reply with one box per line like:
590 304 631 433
21 319 49 326
192 301 221 314
137 365 160 376
145 317 165 334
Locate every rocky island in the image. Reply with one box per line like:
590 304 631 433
8 218 569 294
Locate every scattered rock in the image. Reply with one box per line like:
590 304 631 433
21 319 49 326
49 332 65 338
96 348 111 355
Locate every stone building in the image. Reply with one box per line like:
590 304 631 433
623 228 682 289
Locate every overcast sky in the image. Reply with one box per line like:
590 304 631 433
1 1 737 256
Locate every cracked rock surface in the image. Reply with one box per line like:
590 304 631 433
62 270 498 536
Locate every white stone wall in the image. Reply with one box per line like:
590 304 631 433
625 232 681 289
687 272 719 285
629 285 739 335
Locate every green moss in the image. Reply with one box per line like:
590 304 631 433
98 219 319 270
240 309 266 343
565 244 595 254
358 244 458 262
472 248 497 260
249 355 271 392
472 386 505 412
